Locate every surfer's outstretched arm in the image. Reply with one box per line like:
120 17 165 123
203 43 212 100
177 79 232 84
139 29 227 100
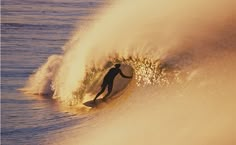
119 70 132 78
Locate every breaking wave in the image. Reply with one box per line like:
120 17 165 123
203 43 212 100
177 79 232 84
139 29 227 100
23 0 236 144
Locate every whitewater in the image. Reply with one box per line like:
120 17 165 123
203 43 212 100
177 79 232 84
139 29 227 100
5 0 236 144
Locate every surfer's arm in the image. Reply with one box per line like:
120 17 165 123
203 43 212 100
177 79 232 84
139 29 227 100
119 70 132 79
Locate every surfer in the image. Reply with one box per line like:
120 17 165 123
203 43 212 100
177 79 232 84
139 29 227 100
93 64 132 103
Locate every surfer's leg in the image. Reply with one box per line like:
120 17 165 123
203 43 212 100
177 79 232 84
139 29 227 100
93 85 106 103
102 82 113 101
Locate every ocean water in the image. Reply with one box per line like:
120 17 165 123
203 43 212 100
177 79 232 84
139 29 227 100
1 0 104 144
1 0 236 145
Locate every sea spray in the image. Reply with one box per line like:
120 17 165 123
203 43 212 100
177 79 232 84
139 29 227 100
25 0 236 108
24 55 62 95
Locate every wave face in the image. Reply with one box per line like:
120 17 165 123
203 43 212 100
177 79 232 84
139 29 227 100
25 0 236 144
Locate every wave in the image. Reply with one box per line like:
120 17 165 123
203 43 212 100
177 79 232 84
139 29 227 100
23 53 181 106
23 0 235 106
23 0 236 144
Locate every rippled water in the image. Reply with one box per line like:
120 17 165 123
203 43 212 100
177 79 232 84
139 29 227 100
1 0 104 144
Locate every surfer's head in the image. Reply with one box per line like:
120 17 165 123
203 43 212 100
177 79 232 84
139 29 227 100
115 64 121 68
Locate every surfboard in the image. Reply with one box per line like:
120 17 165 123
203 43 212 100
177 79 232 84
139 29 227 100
83 98 107 108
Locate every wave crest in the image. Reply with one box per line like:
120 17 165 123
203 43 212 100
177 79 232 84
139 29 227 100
23 53 183 106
